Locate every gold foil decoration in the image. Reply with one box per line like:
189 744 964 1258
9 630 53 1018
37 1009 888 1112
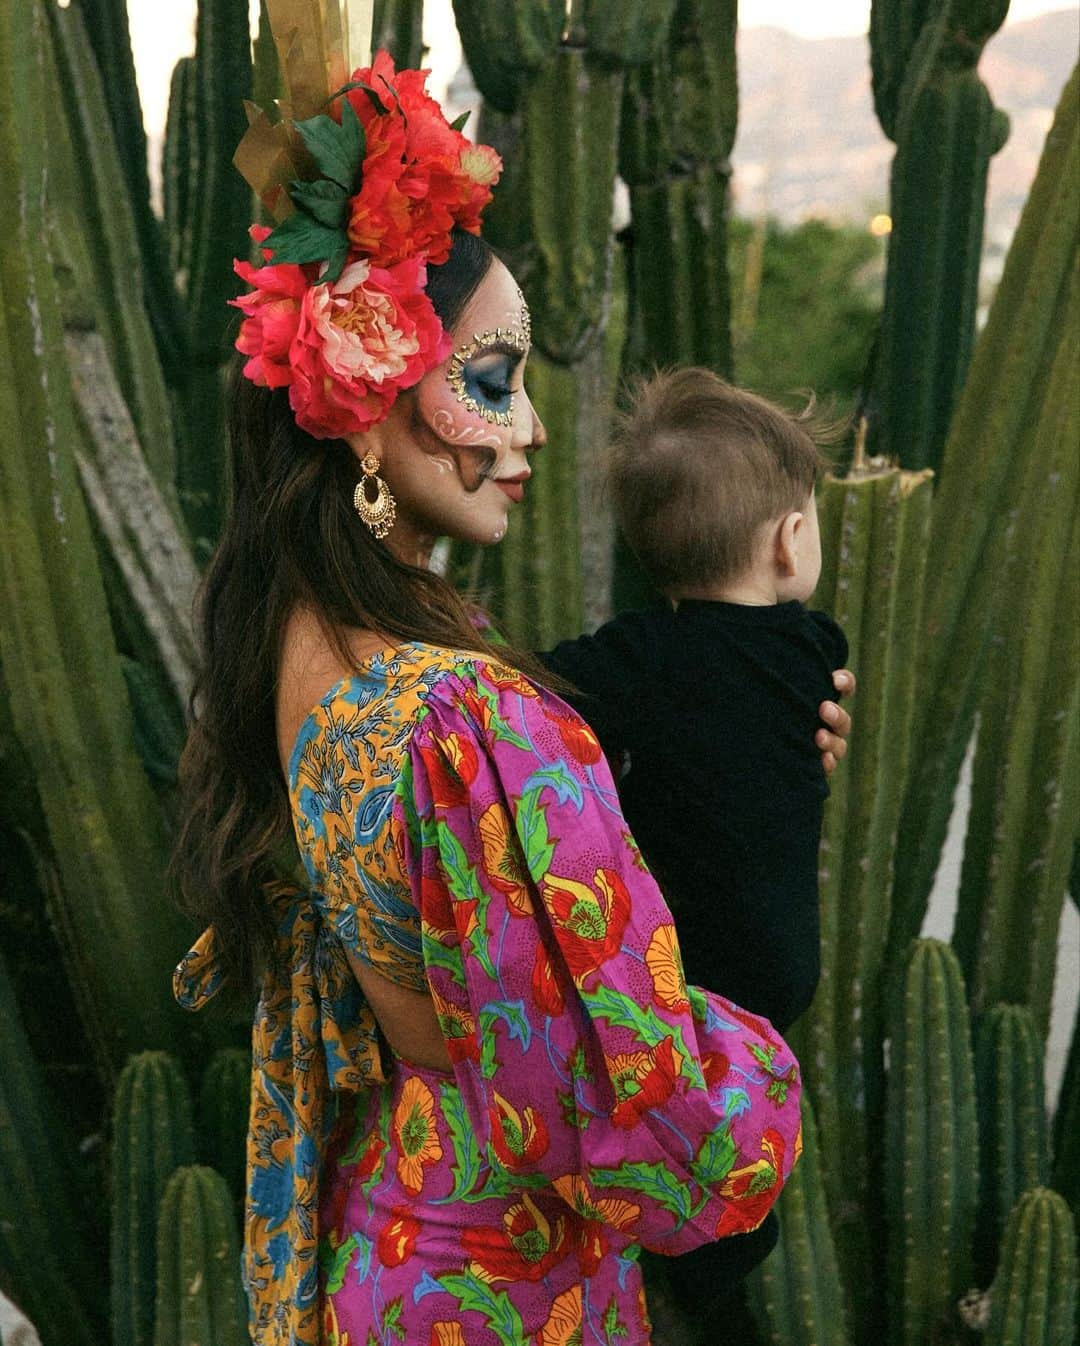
234 0 376 208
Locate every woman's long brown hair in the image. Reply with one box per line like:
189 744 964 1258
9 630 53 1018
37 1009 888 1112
173 230 554 994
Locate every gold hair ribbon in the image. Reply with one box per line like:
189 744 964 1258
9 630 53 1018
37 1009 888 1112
234 0 375 217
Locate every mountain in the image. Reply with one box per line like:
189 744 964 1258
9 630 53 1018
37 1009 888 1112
732 8 1079 247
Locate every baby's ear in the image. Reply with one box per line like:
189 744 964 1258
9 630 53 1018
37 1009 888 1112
775 510 805 576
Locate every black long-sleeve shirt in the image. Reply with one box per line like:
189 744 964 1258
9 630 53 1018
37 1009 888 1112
539 597 848 1290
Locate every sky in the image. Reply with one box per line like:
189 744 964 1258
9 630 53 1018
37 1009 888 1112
126 0 1074 142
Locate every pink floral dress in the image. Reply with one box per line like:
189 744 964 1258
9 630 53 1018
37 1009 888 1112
178 644 802 1346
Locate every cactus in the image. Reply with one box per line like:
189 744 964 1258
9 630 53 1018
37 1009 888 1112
885 939 979 1346
111 1052 196 1346
952 377 1080 1032
1052 1000 1080 1214
44 1 179 494
789 460 932 1327
974 1006 1052 1283
0 950 104 1346
373 0 425 69
985 1188 1078 1346
154 1166 248 1346
450 0 564 114
199 1047 251 1206
0 0 191 1070
745 1093 851 1346
163 57 196 282
870 0 1010 473
572 0 677 66
890 63 1080 955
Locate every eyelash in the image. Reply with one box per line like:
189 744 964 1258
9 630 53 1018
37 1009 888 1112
478 378 513 401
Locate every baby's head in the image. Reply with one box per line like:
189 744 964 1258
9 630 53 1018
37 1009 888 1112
607 368 830 604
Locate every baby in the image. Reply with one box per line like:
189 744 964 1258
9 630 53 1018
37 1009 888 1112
539 367 848 1307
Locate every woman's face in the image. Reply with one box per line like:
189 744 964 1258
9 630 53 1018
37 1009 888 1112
362 258 545 561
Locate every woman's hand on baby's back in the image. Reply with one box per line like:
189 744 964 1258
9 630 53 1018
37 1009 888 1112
817 668 855 775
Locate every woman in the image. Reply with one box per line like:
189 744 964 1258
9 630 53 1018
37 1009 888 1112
173 55 850 1346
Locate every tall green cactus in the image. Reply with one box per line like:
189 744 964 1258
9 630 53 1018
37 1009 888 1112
791 462 932 1327
890 63 1080 956
154 1166 248 1346
373 0 425 69
885 939 979 1346
111 1052 196 1346
1053 1002 1080 1214
974 1006 1052 1283
0 950 104 1346
163 56 196 282
745 1093 851 1346
870 0 1010 473
985 1188 1078 1346
953 373 1080 1032
0 0 191 1072
199 1047 251 1205
450 1 564 114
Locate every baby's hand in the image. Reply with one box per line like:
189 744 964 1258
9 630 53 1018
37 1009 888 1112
817 669 855 775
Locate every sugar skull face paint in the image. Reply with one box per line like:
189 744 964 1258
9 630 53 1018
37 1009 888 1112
367 259 546 553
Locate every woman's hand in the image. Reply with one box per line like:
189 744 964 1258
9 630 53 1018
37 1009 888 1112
817 669 855 776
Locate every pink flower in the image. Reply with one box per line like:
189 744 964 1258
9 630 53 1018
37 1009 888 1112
233 250 452 440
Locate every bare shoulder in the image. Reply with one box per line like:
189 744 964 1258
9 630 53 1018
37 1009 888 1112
275 606 389 777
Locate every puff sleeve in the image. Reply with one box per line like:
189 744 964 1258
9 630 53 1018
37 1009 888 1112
392 660 803 1255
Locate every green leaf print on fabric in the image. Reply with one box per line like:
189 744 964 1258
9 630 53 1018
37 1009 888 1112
438 1083 482 1202
516 786 556 876
422 926 467 988
591 1158 695 1228
580 985 706 1089
689 1123 737 1187
473 681 531 752
320 1234 360 1294
436 819 498 982
381 1297 406 1341
436 1270 526 1346
604 1297 629 1342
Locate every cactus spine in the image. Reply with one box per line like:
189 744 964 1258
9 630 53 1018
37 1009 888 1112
985 1188 1078 1346
154 1166 248 1346
885 940 979 1346
199 1047 251 1205
745 1093 851 1346
890 63 1080 956
870 0 1010 473
111 1052 196 1346
974 1006 1052 1282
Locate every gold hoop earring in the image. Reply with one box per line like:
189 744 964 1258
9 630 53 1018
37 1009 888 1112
353 453 396 539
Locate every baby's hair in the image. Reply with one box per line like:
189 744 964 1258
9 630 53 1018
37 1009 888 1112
607 367 840 594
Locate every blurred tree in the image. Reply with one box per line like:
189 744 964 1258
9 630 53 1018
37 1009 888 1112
730 215 883 422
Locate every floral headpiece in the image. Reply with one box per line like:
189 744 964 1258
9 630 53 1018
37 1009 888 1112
230 4 502 441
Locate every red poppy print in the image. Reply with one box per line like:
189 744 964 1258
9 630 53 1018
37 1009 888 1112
531 941 565 1017
489 1091 550 1170
714 1128 786 1237
462 1193 570 1283
605 1037 683 1129
549 712 603 766
541 868 631 986
477 803 533 916
418 731 478 810
377 1206 422 1268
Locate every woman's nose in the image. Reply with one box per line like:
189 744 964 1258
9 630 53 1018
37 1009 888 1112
516 390 546 453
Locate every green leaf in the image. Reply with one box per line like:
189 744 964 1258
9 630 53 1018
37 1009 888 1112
437 820 485 903
330 79 391 116
437 1082 484 1202
689 1123 736 1187
422 926 466 987
290 177 349 229
319 1234 360 1294
263 210 346 267
603 1298 629 1342
516 786 555 876
592 1159 695 1227
450 111 471 132
295 97 366 191
688 985 708 1022
580 985 706 1089
382 1297 406 1341
436 1271 525 1346
478 1008 500 1079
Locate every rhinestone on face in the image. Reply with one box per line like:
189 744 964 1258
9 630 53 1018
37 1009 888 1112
446 327 530 428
